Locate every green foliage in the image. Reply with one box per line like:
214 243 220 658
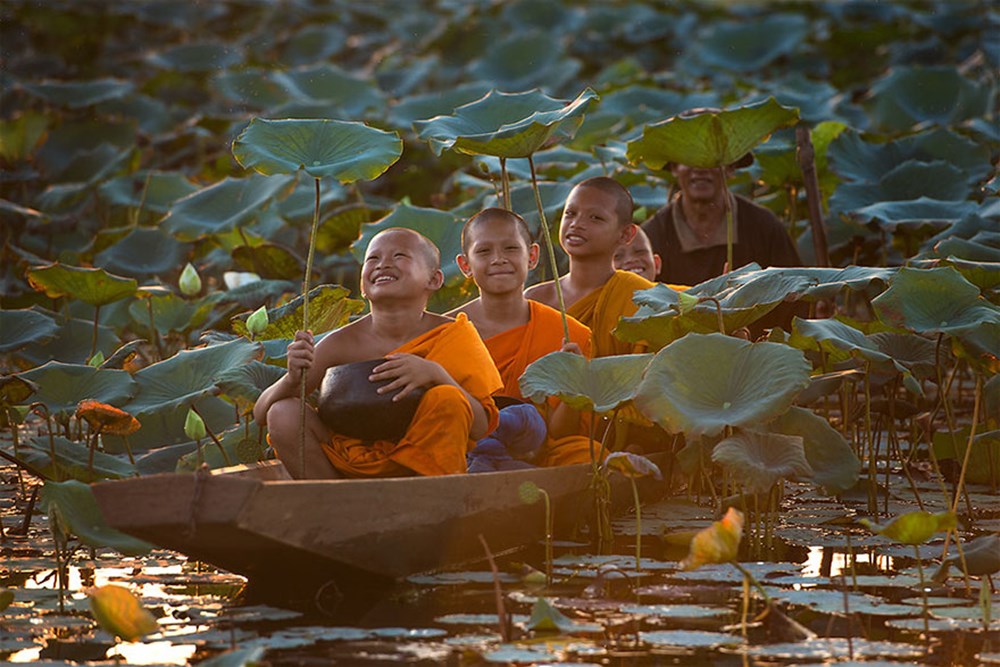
230 284 363 339
41 480 152 554
519 351 652 414
859 510 957 545
27 264 137 307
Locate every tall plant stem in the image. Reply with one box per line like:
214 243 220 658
542 489 553 587
91 304 101 359
499 157 510 210
528 155 570 342
630 477 642 572
914 544 930 642
298 177 322 479
722 174 733 273
863 363 877 515
731 561 771 604
949 374 982 516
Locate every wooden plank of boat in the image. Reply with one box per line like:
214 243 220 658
92 456 664 594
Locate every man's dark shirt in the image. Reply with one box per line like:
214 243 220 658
641 194 801 286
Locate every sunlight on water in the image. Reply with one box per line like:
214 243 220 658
801 545 883 578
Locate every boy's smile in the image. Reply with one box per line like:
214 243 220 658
459 219 537 295
362 230 442 299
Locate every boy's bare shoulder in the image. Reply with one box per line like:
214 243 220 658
445 297 479 319
524 280 557 307
313 316 369 365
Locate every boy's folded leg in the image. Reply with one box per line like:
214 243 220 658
493 403 548 460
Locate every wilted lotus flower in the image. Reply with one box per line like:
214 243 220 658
681 507 745 570
178 262 202 296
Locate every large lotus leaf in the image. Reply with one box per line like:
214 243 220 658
231 242 302 280
103 395 235 453
26 263 137 307
271 64 384 116
34 120 135 175
97 171 199 215
850 197 980 231
865 65 996 131
519 351 652 414
0 309 59 352
869 332 938 378
15 308 119 366
387 83 491 129
275 174 348 225
352 203 466 285
929 257 1000 293
712 430 813 494
830 160 972 214
860 510 957 545
314 204 388 255
94 227 186 278
127 292 217 335
160 174 295 241
933 427 1000 485
587 87 720 133
20 435 137 483
767 406 860 494
41 480 151 555
469 32 582 94
693 265 897 302
96 93 178 136
953 322 1000 373
694 14 809 71
215 361 284 405
232 118 402 182
0 375 37 406
124 338 261 416
634 333 811 438
147 42 243 72
414 88 598 159
18 362 136 418
928 238 1000 265
22 78 135 109
231 284 363 339
789 317 901 374
828 128 992 186
872 266 1000 334
626 97 799 170
213 279 297 310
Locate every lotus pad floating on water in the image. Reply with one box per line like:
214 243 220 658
639 629 744 649
747 638 926 661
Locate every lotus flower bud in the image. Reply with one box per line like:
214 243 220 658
179 263 202 296
677 291 700 315
184 408 206 441
246 305 269 338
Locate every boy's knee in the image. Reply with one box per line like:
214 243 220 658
422 384 471 416
265 398 300 438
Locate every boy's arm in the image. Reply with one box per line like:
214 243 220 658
370 354 491 439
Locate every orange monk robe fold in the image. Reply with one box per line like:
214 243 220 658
567 270 655 357
484 300 595 467
322 313 503 477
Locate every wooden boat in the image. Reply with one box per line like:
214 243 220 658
92 456 667 602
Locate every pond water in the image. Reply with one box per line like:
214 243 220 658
2 465 998 666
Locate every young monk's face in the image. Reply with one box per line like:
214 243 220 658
613 232 661 282
458 219 538 296
560 186 635 258
361 230 442 300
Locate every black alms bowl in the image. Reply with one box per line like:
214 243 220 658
317 359 426 442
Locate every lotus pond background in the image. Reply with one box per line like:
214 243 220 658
1 0 998 665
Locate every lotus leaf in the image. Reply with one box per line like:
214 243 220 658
271 64 384 117
279 24 347 66
193 647 266 667
604 451 662 480
34 120 135 175
387 83 491 129
0 375 37 407
127 292 218 335
712 430 814 494
123 338 260 416
161 174 295 241
231 242 302 280
18 362 135 418
519 351 652 414
41 480 151 557
147 42 243 72
232 118 402 182
0 309 60 352
15 308 120 366
859 510 957 545
626 97 799 171
640 629 745 649
415 88 598 159
276 174 348 224
27 263 137 307
695 14 809 71
314 204 387 255
587 86 720 133
0 112 48 161
105 396 235 453
872 266 1000 334
230 284 363 340
215 361 284 404
932 238 1000 264
865 65 996 131
213 68 290 109
16 434 134 482
932 428 1000 486
828 127 993 185
86 584 158 643
830 160 973 214
94 227 186 278
769 407 861 494
214 279 297 310
469 31 582 93
96 93 177 135
23 79 134 112
97 171 199 214
528 597 577 633
635 333 811 437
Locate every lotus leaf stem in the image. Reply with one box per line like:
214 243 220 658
731 561 771 605
298 177 323 479
499 157 510 210
629 476 641 572
913 544 930 641
90 304 101 359
477 534 510 642
528 155 570 342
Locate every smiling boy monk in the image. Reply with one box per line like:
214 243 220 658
253 227 502 479
450 208 594 466
525 177 654 357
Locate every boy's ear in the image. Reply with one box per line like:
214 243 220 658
619 223 638 245
456 253 472 277
527 243 540 270
427 268 445 291
653 253 662 276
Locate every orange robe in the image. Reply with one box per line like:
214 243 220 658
567 270 655 357
322 314 503 477
483 301 595 467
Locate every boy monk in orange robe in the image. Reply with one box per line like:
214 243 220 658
450 208 595 467
525 177 655 357
253 227 502 479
